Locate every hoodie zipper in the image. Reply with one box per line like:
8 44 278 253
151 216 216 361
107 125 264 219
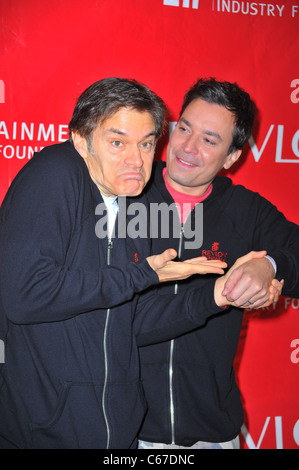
102 237 113 449
169 222 184 444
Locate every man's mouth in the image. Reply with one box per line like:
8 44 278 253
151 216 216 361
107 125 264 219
176 157 197 167
122 171 143 180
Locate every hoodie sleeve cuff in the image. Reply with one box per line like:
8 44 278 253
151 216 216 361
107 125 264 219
187 278 229 324
126 259 159 293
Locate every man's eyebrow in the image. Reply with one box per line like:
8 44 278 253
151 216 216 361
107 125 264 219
106 128 157 139
106 128 127 136
179 118 223 142
142 131 157 139
203 130 223 142
179 117 192 128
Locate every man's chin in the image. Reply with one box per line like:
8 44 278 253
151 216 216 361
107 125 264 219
118 182 146 197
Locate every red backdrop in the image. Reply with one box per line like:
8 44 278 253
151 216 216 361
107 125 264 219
1 0 298 449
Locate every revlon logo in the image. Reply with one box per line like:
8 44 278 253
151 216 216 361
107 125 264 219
249 125 299 163
202 243 227 262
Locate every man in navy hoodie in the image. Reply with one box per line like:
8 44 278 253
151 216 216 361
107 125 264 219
0 77 234 449
138 78 299 449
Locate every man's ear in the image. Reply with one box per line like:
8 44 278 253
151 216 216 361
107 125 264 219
72 132 88 159
223 149 242 170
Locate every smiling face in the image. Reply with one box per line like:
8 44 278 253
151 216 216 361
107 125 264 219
72 107 157 197
166 98 242 195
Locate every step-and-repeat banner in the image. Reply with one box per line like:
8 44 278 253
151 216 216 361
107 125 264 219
1 0 298 449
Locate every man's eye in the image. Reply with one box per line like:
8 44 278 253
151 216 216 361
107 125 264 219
178 126 189 133
140 142 153 149
112 140 122 147
204 138 216 145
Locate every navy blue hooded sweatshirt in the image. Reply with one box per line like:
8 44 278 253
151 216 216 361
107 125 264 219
138 161 299 446
0 143 228 449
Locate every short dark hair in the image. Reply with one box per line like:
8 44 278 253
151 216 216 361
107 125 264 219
69 77 167 149
179 77 256 154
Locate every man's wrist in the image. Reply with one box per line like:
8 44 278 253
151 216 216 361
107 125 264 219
264 255 277 276
214 277 228 307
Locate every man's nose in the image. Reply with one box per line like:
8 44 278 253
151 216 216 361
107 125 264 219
125 146 143 167
182 134 199 154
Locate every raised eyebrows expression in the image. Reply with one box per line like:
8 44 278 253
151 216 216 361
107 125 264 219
105 127 157 143
178 117 223 143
